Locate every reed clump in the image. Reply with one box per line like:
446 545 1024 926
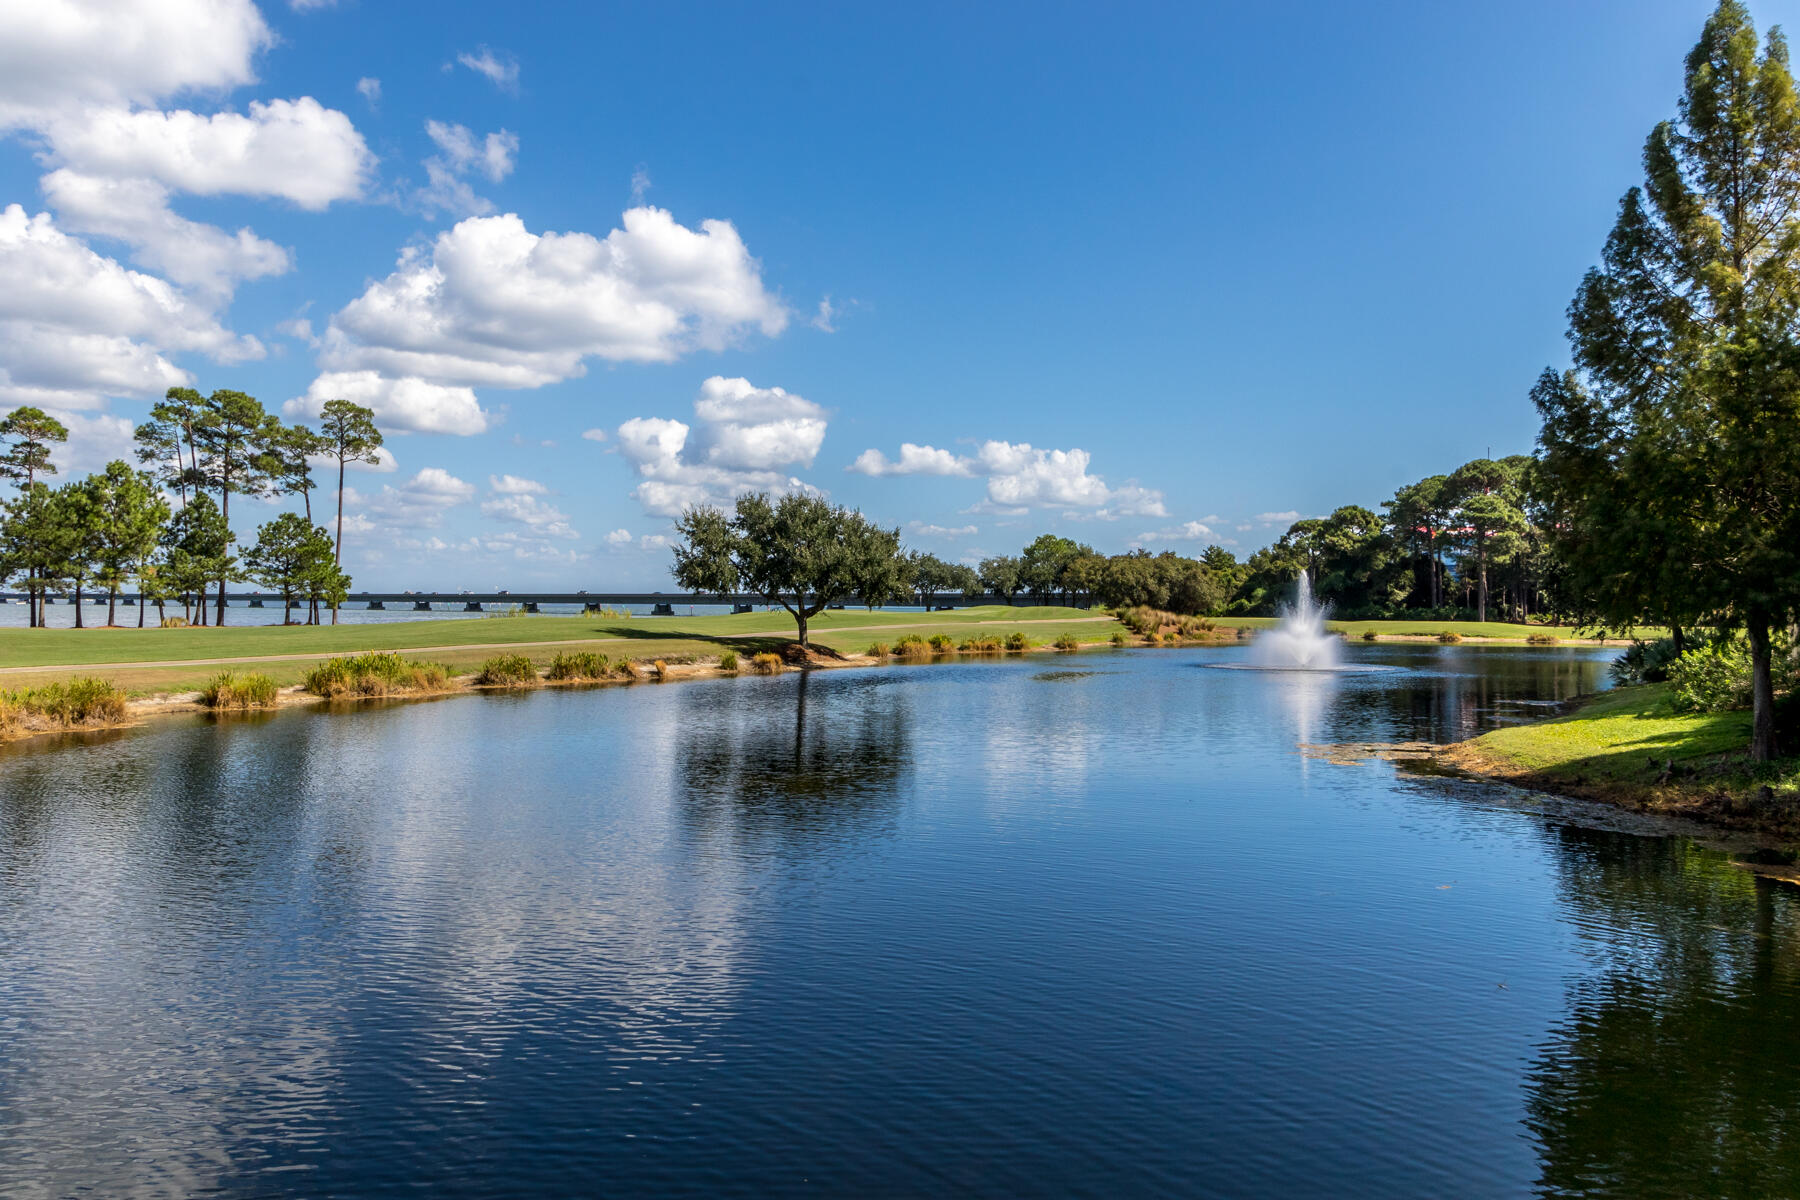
895 635 932 659
1054 633 1081 652
1437 631 1464 644
199 671 278 710
1111 631 1128 646
0 677 129 729
1005 631 1030 652
959 635 1002 654
928 633 955 654
651 659 670 680
160 615 190 628
305 652 453 697
545 651 610 681
1362 629 1380 641
752 652 783 673
474 654 540 686
1526 632 1559 646
719 650 740 672
865 642 890 658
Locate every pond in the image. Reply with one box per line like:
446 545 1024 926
3 644 1798 1197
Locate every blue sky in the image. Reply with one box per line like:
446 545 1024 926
0 0 1745 588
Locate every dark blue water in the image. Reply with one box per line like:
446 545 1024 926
4 645 1799 1198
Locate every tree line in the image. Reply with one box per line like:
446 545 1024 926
0 388 384 628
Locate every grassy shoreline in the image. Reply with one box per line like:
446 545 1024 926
0 608 1634 693
1441 682 1800 839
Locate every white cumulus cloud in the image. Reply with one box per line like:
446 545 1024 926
488 473 545 495
342 466 475 531
616 376 825 516
286 369 488 436
455 47 519 93
0 204 262 409
848 442 972 477
0 0 272 127
318 208 788 396
853 435 1165 518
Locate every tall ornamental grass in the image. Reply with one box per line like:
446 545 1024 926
305 653 453 698
199 671 279 710
474 654 540 687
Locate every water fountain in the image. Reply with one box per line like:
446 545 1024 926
1246 571 1342 671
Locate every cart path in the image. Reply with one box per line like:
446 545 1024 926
0 615 1120 675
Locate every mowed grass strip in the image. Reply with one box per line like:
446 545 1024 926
0 607 1120 693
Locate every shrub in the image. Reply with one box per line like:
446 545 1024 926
895 635 932 658
474 654 540 687
1005 631 1030 652
1054 633 1080 652
199 671 278 710
1526 632 1558 646
1669 641 1755 713
160 615 189 629
719 650 740 672
752 652 783 673
652 659 669 680
959 635 1002 653
305 652 451 697
1361 630 1379 642
1610 636 1690 685
616 660 639 681
928 633 955 654
1111 631 1128 646
546 651 609 681
865 642 889 658
1437 631 1463 644
3 677 129 726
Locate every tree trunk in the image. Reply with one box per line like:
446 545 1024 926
1477 551 1488 624
107 587 117 626
73 580 84 629
795 610 808 647
217 453 230 626
1748 613 1779 763
138 595 146 628
26 584 35 628
1672 625 1686 656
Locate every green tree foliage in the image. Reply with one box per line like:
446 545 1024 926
978 554 1023 603
245 513 339 623
1535 0 1800 760
0 406 69 626
1019 533 1084 603
317 398 384 625
671 493 903 646
161 494 233 626
89 461 170 626
191 389 278 625
133 387 206 506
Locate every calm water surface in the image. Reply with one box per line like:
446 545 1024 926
3 644 1799 1198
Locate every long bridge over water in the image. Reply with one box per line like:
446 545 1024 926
0 590 1032 614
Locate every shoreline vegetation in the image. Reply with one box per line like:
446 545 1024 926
0 605 1640 748
1438 684 1800 839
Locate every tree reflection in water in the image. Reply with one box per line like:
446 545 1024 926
1525 827 1800 1197
674 670 912 851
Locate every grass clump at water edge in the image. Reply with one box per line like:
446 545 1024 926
305 652 453 698
719 650 740 672
199 671 279 710
1054 633 1081 652
545 651 610 681
0 677 130 732
752 652 783 673
474 654 540 687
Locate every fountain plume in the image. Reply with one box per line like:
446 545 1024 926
1248 571 1341 670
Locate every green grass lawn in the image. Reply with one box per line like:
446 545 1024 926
0 605 1121 692
1460 682 1798 807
